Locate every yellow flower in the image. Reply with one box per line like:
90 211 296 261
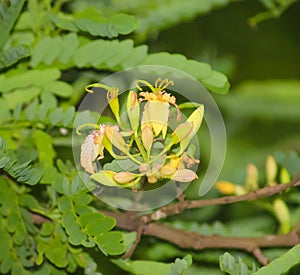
137 78 180 139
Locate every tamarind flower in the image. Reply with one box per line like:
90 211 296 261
79 124 130 174
79 77 204 191
137 78 181 138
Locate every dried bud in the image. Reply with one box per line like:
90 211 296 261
171 169 198 182
113 172 138 184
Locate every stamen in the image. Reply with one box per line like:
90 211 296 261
136 80 156 93
76 123 100 135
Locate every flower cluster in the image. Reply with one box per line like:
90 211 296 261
78 78 204 191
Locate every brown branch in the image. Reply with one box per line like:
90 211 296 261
147 175 300 222
100 176 300 264
102 211 300 265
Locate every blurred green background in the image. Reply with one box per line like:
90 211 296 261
145 0 300 183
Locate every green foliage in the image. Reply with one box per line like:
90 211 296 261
220 252 257 275
50 8 139 38
0 0 29 68
249 0 299 26
112 255 192 275
0 138 42 185
0 0 299 274
253 244 300 274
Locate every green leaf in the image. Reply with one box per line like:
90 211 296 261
169 255 193 275
0 44 31 69
44 81 74 98
62 106 75 127
142 53 230 93
113 259 172 275
220 252 257 275
50 9 138 38
2 87 40 109
0 0 25 47
24 98 38 121
253 244 300 275
73 193 92 205
33 130 56 165
0 68 60 92
95 231 125 255
0 255 14 274
40 222 54 236
49 107 64 125
45 237 68 268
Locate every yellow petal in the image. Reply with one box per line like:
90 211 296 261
141 101 169 138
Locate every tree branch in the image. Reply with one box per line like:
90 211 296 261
102 211 300 265
147 174 300 222
100 176 300 265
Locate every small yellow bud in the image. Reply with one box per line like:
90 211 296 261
273 198 290 234
245 164 259 191
266 155 277 185
147 175 158 184
280 167 291 184
216 181 236 195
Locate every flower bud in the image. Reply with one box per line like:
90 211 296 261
216 181 236 195
113 172 138 184
142 126 153 152
266 155 277 185
171 169 198 182
245 164 259 191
